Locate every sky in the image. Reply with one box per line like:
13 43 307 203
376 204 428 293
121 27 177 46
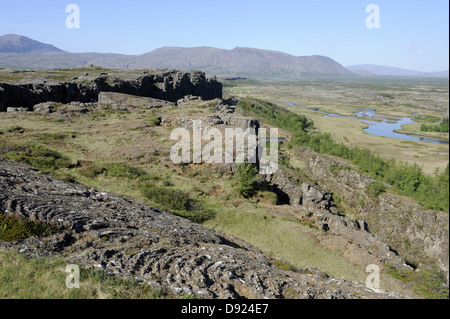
0 0 448 72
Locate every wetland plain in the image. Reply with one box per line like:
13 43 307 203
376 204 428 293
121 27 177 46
224 77 449 175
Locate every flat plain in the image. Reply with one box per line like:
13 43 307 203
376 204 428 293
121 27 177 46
224 77 449 175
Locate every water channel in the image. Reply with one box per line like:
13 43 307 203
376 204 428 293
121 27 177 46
275 101 449 145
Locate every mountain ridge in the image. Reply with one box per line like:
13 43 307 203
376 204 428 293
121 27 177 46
0 34 352 78
347 64 449 78
0 34 65 54
1 34 448 79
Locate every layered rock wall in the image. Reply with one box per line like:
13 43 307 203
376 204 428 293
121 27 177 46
294 146 449 277
0 69 222 112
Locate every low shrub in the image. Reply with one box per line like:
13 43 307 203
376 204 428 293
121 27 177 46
235 163 258 198
38 132 69 143
148 115 162 126
77 162 150 181
140 183 215 223
103 163 149 180
1 142 73 171
78 165 107 179
0 213 59 242
368 181 386 198
387 266 448 299
420 118 449 133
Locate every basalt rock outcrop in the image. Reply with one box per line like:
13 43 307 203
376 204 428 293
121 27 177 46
0 159 405 299
0 69 222 112
98 92 174 110
293 146 449 279
263 168 337 213
260 166 414 274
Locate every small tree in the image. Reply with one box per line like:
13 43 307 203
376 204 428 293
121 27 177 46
236 163 258 198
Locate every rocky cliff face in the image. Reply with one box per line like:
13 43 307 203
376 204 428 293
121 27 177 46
0 159 403 299
0 69 222 112
293 146 449 278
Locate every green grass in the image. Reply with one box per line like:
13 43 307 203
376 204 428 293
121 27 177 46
413 115 441 123
148 114 162 126
386 266 448 299
0 250 167 299
0 92 442 299
103 163 150 180
78 162 150 180
204 206 368 282
0 141 74 171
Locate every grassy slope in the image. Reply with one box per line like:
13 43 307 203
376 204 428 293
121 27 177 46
0 250 168 299
2 100 442 298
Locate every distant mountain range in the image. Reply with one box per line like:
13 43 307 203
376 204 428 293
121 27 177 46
0 34 352 78
0 34 65 54
0 34 448 79
347 64 449 78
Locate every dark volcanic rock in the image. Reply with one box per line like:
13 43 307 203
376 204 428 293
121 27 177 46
0 159 404 299
0 69 222 112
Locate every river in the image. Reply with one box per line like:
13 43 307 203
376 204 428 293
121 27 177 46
275 101 449 145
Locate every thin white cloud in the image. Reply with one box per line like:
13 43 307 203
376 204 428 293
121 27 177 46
410 51 424 56
400 43 424 57
400 43 414 50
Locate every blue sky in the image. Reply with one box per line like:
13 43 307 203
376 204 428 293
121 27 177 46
0 0 448 72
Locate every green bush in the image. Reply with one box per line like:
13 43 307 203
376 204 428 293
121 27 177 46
148 115 162 126
368 181 386 198
78 165 107 179
1 142 73 171
238 98 314 134
420 118 449 133
236 163 258 198
259 191 279 205
140 183 214 223
142 185 192 211
78 162 150 181
38 133 69 143
387 266 448 299
103 163 149 180
0 213 59 242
